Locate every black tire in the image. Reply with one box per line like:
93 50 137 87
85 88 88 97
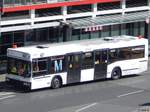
111 68 121 80
51 77 62 89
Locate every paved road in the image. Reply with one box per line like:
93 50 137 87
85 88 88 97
0 64 150 112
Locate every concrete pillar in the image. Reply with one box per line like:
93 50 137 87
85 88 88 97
30 9 35 26
121 0 126 16
92 3 97 18
62 6 67 22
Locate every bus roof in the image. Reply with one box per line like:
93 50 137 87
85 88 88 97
7 35 148 61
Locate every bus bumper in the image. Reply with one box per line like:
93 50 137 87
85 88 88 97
6 77 31 90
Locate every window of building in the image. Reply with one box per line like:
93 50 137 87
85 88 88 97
1 33 12 44
48 27 59 43
91 30 100 39
4 0 47 6
72 29 80 41
139 22 145 37
25 30 36 43
81 29 90 40
133 22 140 36
67 4 92 14
111 24 120 36
36 28 49 42
126 23 134 35
2 11 29 20
120 24 126 35
35 7 61 17
126 0 148 8
101 26 111 37
0 45 11 56
13 31 25 47
98 2 121 11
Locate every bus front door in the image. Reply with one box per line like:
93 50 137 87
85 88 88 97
67 53 81 84
94 49 108 80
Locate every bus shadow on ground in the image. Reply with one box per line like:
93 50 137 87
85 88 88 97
121 74 141 79
0 81 27 93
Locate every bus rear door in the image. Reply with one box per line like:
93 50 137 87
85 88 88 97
94 49 108 80
67 52 82 84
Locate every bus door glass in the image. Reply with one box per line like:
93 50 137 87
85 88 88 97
67 52 82 84
94 49 108 80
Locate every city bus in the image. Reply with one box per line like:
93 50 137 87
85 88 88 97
6 35 148 90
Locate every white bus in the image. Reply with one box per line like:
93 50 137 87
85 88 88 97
6 35 148 90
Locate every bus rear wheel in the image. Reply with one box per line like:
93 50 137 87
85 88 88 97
51 77 62 89
111 68 121 80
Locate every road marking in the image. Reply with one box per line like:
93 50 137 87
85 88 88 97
0 92 15 97
117 90 144 98
75 103 98 112
0 95 16 100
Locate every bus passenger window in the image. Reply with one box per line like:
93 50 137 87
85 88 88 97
32 59 48 77
118 48 131 60
109 49 118 63
33 63 39 72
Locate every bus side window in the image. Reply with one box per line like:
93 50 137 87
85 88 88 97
119 48 131 60
32 59 48 77
33 62 39 72
109 49 118 63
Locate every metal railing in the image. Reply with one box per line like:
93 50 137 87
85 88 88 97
1 0 81 7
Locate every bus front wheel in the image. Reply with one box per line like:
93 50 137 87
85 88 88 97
111 68 121 80
51 77 62 89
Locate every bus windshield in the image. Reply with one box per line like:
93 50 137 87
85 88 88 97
7 57 31 78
